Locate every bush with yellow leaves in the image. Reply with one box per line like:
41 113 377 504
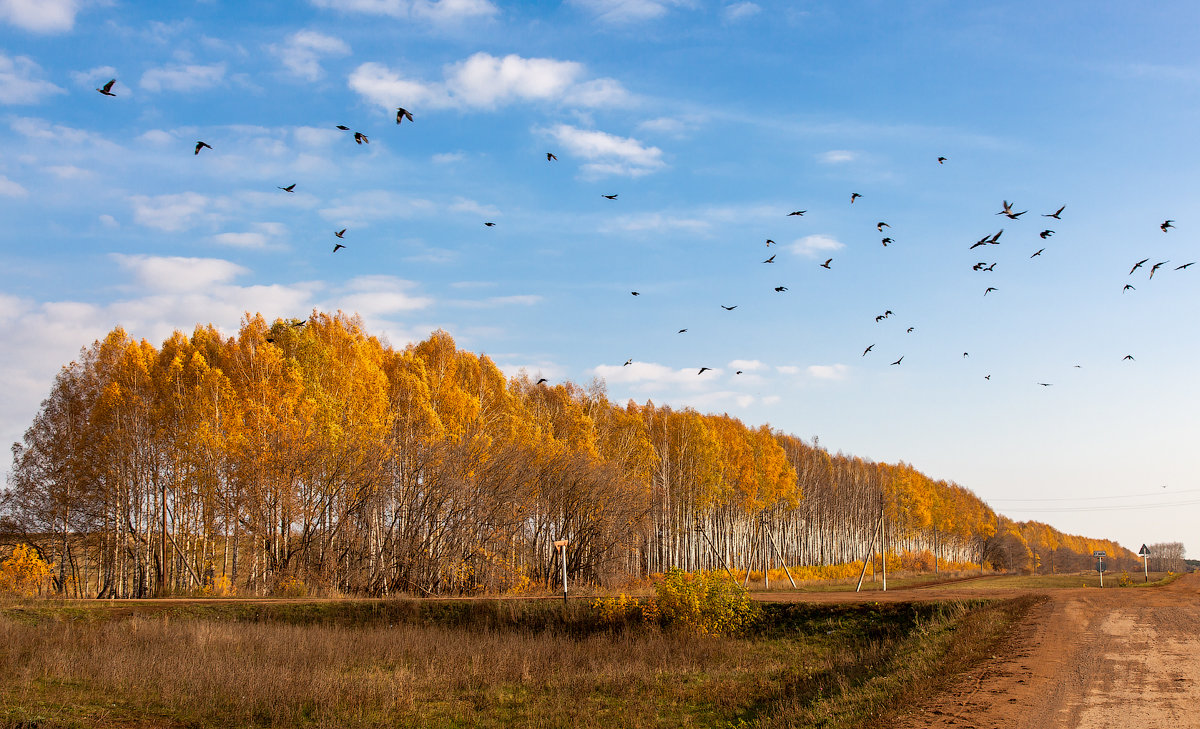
0 544 54 598
652 567 759 636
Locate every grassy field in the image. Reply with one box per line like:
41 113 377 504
942 571 1178 591
0 594 1037 729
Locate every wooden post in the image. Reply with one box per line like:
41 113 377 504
766 528 797 589
855 517 882 593
761 520 769 590
554 539 568 603
881 507 887 592
698 527 737 583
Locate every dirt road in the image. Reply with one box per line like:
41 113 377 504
890 572 1200 729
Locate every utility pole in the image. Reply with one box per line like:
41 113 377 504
554 539 568 603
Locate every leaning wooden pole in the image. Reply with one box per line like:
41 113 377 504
765 527 797 589
697 526 737 583
855 515 882 593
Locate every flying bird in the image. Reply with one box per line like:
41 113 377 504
96 79 117 97
698 367 712 375
623 359 632 366
1123 355 1135 361
1031 248 1044 258
877 222 889 231
820 258 832 269
890 356 904 365
536 378 548 385
963 352 969 358
721 305 737 311
677 329 687 333
906 327 914 333
984 375 991 380
354 132 368 144
787 210 806 216
1149 261 1169 279
1161 219 1174 232
484 222 496 227
396 107 413 124
984 287 997 295
766 239 775 247
1036 382 1052 387
278 183 296 192
937 156 947 164
1129 258 1149 274
875 315 885 322
546 152 557 161
970 237 990 250
194 141 212 155
1176 262 1195 270
1039 230 1054 239
335 125 350 131
989 229 1003 244
603 194 618 200
763 254 776 263
333 243 345 253
984 263 996 272
1123 284 1136 292
1043 206 1066 219
774 286 788 292
863 344 874 356
334 229 346 238
735 370 743 375
881 237 893 246
850 192 862 203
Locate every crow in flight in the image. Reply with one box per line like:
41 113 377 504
603 194 618 200
820 258 832 269
194 141 212 155
1129 258 1149 274
984 287 997 295
787 210 806 216
766 239 775 247
970 237 990 250
333 243 345 253
1031 249 1044 258
546 152 557 161
96 79 117 96
907 327 914 333
1161 220 1174 232
1040 230 1054 239
890 356 904 365
335 229 346 238
863 344 874 356
484 222 496 227
536 378 548 384
698 367 712 375
336 125 350 131
850 192 862 203
774 286 788 292
763 254 775 263
877 222 889 232
1123 284 1135 292
630 291 639 296
1043 205 1066 219
1176 262 1195 270
278 184 296 192
678 329 687 333
396 107 413 124
937 156 947 164
623 359 632 366
1037 382 1052 387
1149 261 1169 279
354 132 368 144
881 237 893 246
721 305 737 310
1123 355 1135 361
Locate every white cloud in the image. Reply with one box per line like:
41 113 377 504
45 165 91 179
111 254 248 292
329 275 433 316
807 364 848 380
636 115 702 137
272 30 350 81
0 53 66 104
448 196 499 217
788 234 844 258
98 214 118 227
723 1 759 20
310 0 497 22
348 53 627 112
598 212 710 234
546 124 664 177
776 365 801 375
10 117 112 147
569 0 694 23
70 65 118 89
818 149 858 164
213 232 269 249
0 174 28 197
0 0 78 33
729 359 765 371
137 129 176 146
432 151 465 164
454 294 543 308
591 361 720 391
140 63 226 93
319 190 436 225
130 192 218 232
761 395 781 406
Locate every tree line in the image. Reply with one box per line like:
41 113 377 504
1 312 1139 597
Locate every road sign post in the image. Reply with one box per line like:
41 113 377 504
1093 550 1106 587
554 539 569 604
1138 544 1150 583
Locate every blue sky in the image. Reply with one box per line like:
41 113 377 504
2 0 1199 553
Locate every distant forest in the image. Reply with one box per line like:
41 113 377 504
1 312 1143 598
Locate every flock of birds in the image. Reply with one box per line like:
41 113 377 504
94 77 1194 387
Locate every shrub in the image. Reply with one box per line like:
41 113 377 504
273 576 307 598
653 568 759 635
0 544 54 597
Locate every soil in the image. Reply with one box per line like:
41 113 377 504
769 572 1200 728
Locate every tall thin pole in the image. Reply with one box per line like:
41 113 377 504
881 506 887 592
855 516 882 593
560 543 568 603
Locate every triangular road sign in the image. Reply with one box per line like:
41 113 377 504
1138 544 1150 556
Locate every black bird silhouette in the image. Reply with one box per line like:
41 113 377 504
989 229 1003 244
766 239 775 247
484 222 496 227
194 141 212 155
630 291 639 296
984 374 991 380
1043 205 1065 219
875 315 885 322
678 329 687 333
1149 261 1168 279
963 352 969 358
1176 262 1195 270
96 79 116 96
1031 248 1044 258
877 222 889 232
884 310 893 316
907 327 914 333
890 356 904 365
863 344 874 356
603 194 618 200
763 254 776 263
698 367 712 375
820 258 832 269
333 243 345 253
937 156 947 164
623 359 632 366
787 210 806 216
984 263 996 272
1123 355 1135 361
354 132 368 144
881 237 893 246
973 263 987 270
774 286 788 292
396 107 413 124
735 370 743 375
1129 258 1149 274
278 183 296 192
336 125 350 130
721 305 737 311
536 378 548 385
970 237 990 250
546 152 557 161
984 287 997 295
1123 284 1135 292
1039 230 1054 239
850 192 862 203
1161 219 1174 232
334 229 346 238
1036 382 1052 387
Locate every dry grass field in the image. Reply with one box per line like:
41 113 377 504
0 595 1036 729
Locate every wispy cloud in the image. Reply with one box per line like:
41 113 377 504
807 364 848 380
568 0 695 23
111 254 248 292
817 149 858 164
0 0 79 33
0 174 28 197
272 30 350 81
310 0 498 23
723 2 760 21
788 234 844 258
591 361 720 391
130 192 221 232
545 124 664 177
0 53 65 104
348 52 629 112
140 63 227 93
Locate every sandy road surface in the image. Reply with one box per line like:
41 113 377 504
882 572 1200 729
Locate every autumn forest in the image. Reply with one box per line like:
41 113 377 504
1 312 1138 598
